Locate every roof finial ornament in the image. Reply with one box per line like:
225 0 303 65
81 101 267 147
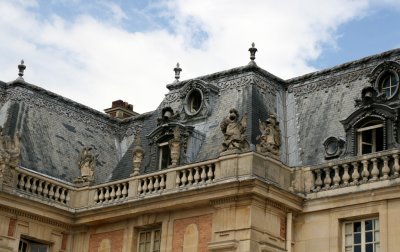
18 60 26 80
248 42 257 64
173 62 182 82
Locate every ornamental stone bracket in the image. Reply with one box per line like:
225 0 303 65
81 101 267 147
0 129 21 189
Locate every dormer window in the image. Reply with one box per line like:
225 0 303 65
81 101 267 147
185 88 203 115
357 122 384 155
158 142 171 169
379 71 398 99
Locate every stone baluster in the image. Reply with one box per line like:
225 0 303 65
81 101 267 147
49 184 55 200
194 167 200 184
18 174 25 189
154 175 160 192
138 180 143 195
142 179 148 194
181 171 188 187
351 162 360 185
94 189 99 203
187 169 194 185
207 164 214 182
110 186 116 201
381 156 390 180
25 176 32 192
37 180 43 196
54 186 61 201
393 154 400 178
200 165 207 184
104 187 110 202
370 158 379 181
332 165 341 187
98 189 104 203
31 178 37 194
122 183 128 198
342 164 350 186
65 191 70 204
176 172 181 188
361 160 369 182
323 168 332 188
314 169 323 191
160 174 165 190
116 184 122 199
148 178 154 193
60 188 66 203
43 182 49 198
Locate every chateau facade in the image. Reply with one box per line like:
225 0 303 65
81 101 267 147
1 46 400 252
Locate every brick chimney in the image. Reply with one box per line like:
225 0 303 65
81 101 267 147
104 100 139 119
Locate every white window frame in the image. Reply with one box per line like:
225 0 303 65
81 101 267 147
357 124 384 155
158 142 170 170
137 228 161 252
342 218 380 252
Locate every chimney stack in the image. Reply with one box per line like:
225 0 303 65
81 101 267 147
104 100 138 119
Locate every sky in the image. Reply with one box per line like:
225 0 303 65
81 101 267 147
0 0 400 113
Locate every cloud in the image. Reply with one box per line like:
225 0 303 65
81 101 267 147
0 0 395 113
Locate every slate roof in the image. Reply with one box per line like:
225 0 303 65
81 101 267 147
2 48 400 183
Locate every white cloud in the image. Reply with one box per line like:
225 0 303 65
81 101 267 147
0 0 396 113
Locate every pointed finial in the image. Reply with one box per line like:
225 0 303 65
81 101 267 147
173 62 182 82
18 60 26 79
248 42 257 61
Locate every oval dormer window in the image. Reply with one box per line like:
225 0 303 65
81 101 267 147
184 88 203 115
379 71 398 99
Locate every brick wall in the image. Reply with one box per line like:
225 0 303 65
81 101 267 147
89 229 124 252
172 214 212 252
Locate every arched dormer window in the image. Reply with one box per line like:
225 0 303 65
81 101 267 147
357 121 384 155
369 61 400 100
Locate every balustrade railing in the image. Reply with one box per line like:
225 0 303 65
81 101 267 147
311 150 400 192
137 173 167 195
16 168 71 205
176 163 215 187
94 181 129 204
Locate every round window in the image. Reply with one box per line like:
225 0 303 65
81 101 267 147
379 71 398 99
184 89 203 115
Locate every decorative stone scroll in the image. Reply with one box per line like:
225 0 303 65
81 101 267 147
0 128 21 185
131 134 144 176
220 108 249 155
256 113 280 158
74 147 97 184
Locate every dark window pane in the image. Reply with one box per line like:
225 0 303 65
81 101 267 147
362 144 372 154
376 128 384 152
366 231 373 242
362 130 373 144
366 243 373 252
354 233 361 244
354 245 361 252
365 220 373 230
354 222 361 232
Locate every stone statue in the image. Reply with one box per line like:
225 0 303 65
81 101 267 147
220 108 249 154
169 127 181 167
76 147 96 183
256 113 281 157
0 128 21 183
132 134 144 176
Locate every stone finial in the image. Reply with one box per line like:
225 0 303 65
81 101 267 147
220 108 249 155
256 113 281 158
174 62 182 82
132 134 144 176
75 147 96 184
169 127 181 167
18 60 26 79
248 42 257 62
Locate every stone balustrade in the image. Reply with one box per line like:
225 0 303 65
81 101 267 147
176 163 215 187
94 181 129 204
15 167 72 205
137 173 167 195
310 150 400 192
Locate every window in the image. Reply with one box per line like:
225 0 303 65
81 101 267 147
357 123 383 155
19 239 49 252
379 72 398 99
343 218 380 252
158 142 171 169
184 89 203 115
137 228 161 252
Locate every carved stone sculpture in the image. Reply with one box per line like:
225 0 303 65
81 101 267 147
132 134 144 176
75 147 96 183
0 128 21 184
256 113 281 157
220 108 249 155
169 127 181 167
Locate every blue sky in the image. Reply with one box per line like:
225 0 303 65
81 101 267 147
0 0 400 113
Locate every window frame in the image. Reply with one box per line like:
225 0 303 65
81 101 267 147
342 218 380 252
378 70 399 99
137 227 161 252
158 142 171 170
18 238 50 252
357 123 384 155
